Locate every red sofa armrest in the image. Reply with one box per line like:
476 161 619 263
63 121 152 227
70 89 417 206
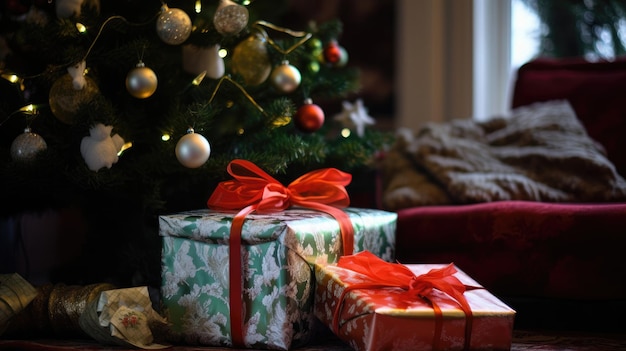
511 57 626 177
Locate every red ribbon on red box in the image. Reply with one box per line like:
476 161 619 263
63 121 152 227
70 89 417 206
207 159 354 347
332 251 474 351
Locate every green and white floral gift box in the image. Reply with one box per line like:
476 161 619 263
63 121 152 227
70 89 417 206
159 207 396 350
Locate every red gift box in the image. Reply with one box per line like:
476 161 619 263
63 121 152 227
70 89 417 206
314 252 515 351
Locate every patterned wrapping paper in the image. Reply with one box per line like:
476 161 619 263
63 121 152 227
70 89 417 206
314 263 516 351
159 207 396 349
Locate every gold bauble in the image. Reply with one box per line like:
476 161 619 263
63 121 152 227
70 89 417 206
231 33 272 86
49 73 99 124
270 60 301 94
125 62 158 99
156 5 192 45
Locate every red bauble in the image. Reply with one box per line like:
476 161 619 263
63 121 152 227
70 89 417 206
323 40 342 64
294 99 325 133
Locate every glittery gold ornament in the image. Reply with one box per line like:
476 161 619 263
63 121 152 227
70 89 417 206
48 73 100 124
156 5 192 45
270 60 301 94
213 0 249 36
125 61 158 99
231 32 271 86
175 128 211 168
10 127 47 162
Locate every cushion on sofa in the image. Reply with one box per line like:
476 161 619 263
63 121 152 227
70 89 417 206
511 57 626 177
380 100 626 211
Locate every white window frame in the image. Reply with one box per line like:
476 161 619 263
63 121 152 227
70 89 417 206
395 0 515 130
473 0 512 120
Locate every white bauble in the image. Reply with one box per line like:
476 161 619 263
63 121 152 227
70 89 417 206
175 129 211 168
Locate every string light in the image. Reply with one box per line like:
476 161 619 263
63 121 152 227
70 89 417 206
76 23 87 33
19 104 36 113
192 71 207 86
118 142 133 155
1 72 25 90
0 104 39 128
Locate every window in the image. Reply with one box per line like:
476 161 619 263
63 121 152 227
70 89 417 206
473 0 540 121
511 0 540 69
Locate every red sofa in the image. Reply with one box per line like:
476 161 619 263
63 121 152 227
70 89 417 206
391 57 626 332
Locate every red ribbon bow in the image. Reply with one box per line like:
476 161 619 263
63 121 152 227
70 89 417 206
207 159 354 347
332 251 474 351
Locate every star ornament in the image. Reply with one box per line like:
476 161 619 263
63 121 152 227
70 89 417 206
334 99 375 137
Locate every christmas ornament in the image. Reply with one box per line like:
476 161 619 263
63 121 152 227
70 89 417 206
56 0 83 19
323 40 348 67
80 123 125 172
67 60 88 89
333 98 375 137
126 61 158 99
294 98 325 133
49 62 100 124
175 128 211 168
213 0 249 37
10 127 47 162
182 44 225 79
231 32 271 86
55 0 100 19
269 60 301 94
156 5 192 45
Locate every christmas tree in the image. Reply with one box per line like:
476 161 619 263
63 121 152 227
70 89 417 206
0 1 391 287
521 0 626 58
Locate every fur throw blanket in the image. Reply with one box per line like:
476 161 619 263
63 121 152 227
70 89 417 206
380 100 626 211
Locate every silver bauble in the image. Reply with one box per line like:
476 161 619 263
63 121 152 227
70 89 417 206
156 5 192 45
270 61 301 94
126 62 158 98
11 127 47 162
175 129 211 168
213 0 249 36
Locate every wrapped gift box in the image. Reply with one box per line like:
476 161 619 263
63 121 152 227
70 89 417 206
159 207 396 349
315 260 516 351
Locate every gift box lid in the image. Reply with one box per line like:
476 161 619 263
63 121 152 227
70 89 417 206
159 208 397 246
319 263 515 321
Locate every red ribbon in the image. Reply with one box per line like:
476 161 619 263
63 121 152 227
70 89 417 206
332 251 474 351
206 159 354 347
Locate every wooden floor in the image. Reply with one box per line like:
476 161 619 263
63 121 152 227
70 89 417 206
1 330 625 351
